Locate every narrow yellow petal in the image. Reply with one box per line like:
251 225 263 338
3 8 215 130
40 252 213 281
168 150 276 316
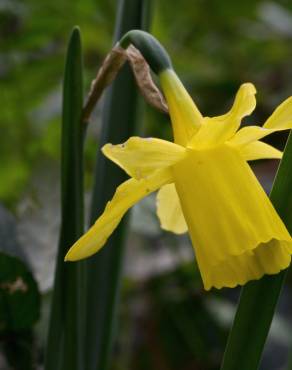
228 82 257 119
102 136 186 179
156 183 188 234
264 96 292 129
229 125 278 147
189 83 256 149
230 97 292 147
239 140 282 161
65 168 173 261
173 145 292 290
159 69 203 146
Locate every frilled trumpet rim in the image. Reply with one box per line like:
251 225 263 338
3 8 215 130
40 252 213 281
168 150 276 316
172 145 292 290
205 239 292 290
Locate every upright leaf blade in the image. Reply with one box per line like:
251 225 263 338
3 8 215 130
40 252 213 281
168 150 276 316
84 1 152 370
221 131 292 370
45 27 84 370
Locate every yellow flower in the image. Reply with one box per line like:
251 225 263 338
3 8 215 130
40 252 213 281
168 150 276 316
65 68 292 290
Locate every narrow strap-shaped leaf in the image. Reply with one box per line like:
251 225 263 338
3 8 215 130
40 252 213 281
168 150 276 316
83 1 152 370
286 350 292 369
45 27 84 370
221 131 292 370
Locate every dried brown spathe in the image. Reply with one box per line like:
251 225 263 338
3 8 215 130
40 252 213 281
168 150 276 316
83 45 128 123
83 43 168 123
126 45 168 114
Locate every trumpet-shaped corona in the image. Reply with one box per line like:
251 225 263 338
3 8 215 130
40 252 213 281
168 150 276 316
65 68 292 290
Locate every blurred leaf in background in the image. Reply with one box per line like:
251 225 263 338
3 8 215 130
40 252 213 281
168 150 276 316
0 205 40 369
0 0 115 205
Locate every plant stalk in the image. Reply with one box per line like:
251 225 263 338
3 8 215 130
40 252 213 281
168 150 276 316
83 1 152 370
45 27 84 370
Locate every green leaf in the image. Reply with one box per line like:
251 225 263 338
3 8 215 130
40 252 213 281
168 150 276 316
45 26 84 370
0 206 40 370
221 131 292 370
0 253 40 331
83 1 152 370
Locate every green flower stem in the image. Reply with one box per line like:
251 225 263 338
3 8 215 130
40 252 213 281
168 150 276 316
221 132 292 370
45 27 84 370
119 30 172 74
83 2 152 370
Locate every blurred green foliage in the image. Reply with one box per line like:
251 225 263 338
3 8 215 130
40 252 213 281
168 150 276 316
0 253 40 370
130 265 226 370
0 0 115 204
0 253 39 330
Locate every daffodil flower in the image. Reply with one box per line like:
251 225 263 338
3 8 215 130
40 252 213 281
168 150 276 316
65 32 292 290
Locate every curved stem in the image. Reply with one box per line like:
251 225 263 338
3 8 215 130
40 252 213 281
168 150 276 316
119 30 172 74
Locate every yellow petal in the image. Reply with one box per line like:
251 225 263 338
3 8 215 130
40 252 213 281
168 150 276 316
173 145 292 290
189 83 256 149
159 69 203 146
239 140 282 161
227 82 257 120
264 96 292 129
102 136 186 179
156 183 188 234
65 168 173 261
229 125 279 147
230 97 292 147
